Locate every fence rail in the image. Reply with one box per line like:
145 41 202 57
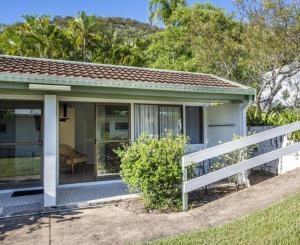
182 121 300 167
182 121 300 211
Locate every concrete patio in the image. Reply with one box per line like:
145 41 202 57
0 180 134 217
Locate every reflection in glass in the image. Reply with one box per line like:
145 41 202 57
159 106 182 137
97 104 130 178
0 101 42 189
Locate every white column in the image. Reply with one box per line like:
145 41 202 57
43 95 58 207
238 103 250 186
130 103 135 142
182 105 186 136
203 106 208 146
240 103 248 137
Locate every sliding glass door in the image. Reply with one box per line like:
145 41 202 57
0 100 43 189
96 104 130 180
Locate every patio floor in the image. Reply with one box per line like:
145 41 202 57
0 180 133 217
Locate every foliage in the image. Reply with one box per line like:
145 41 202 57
0 12 156 66
0 1 299 112
247 106 300 141
146 3 248 82
247 106 300 126
148 191 300 245
115 133 188 211
235 0 300 111
210 134 257 186
148 0 187 25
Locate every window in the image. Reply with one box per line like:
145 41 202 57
134 104 182 139
185 106 204 144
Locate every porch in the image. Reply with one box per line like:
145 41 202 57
0 97 249 208
0 180 132 217
0 55 256 208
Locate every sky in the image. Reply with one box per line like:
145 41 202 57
0 0 236 24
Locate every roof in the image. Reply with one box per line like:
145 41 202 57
0 55 240 89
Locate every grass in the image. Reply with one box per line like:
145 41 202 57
0 157 40 177
147 191 300 245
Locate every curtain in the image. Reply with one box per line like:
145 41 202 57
134 104 158 139
159 106 182 137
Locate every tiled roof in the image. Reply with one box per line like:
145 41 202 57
0 55 238 88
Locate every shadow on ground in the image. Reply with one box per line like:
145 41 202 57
0 209 82 242
188 170 274 209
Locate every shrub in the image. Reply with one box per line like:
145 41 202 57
210 134 257 186
247 106 300 141
115 132 188 211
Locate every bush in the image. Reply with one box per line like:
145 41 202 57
247 106 300 141
115 133 188 211
210 134 257 186
247 106 300 127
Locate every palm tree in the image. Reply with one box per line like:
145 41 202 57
69 11 96 61
148 0 187 25
17 15 65 58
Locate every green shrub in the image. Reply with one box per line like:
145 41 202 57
247 106 300 141
115 133 188 211
210 134 257 186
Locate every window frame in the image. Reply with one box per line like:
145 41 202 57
134 103 183 139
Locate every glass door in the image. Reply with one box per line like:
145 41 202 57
96 104 130 180
0 100 43 190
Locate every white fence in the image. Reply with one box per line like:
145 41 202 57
182 121 300 211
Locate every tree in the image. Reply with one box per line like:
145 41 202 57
148 0 187 25
0 15 70 59
235 0 300 112
69 11 98 61
147 3 247 81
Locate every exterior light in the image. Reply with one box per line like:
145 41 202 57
29 84 71 91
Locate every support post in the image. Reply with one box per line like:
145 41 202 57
182 158 188 211
239 103 250 187
130 103 135 142
43 95 58 207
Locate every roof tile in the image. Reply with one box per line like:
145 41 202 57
0 55 238 88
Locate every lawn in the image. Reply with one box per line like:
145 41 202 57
147 191 300 245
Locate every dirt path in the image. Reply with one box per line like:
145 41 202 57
1 167 300 245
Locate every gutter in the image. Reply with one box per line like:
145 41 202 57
0 72 256 96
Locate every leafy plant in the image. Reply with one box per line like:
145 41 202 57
210 134 257 186
247 106 300 141
115 132 188 211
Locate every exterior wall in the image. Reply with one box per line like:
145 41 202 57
207 103 243 147
189 103 247 178
248 126 300 175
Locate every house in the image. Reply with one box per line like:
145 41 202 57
0 55 256 207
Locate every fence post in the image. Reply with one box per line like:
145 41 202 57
182 157 188 211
